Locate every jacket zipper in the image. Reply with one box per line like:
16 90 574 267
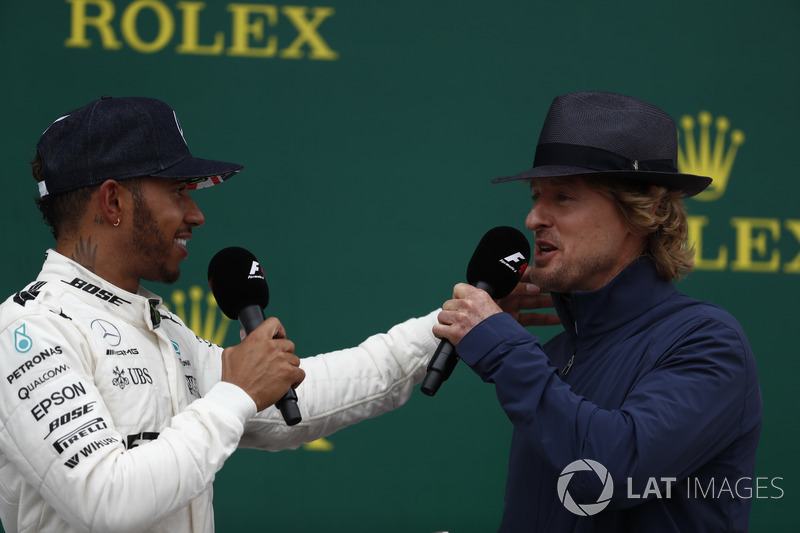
561 353 575 376
561 321 578 376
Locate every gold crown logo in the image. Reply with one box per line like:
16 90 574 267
677 111 745 201
166 285 232 345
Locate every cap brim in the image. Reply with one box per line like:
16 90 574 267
492 165 712 198
150 156 243 189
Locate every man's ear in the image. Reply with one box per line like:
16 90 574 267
97 180 126 226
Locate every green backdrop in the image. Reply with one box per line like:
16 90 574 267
1 1 797 531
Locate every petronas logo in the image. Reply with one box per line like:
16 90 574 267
166 286 231 345
678 111 745 201
165 285 333 452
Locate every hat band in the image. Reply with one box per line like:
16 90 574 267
533 143 676 173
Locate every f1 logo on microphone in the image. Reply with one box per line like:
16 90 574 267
500 252 528 274
247 261 266 280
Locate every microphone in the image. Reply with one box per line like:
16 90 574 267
207 246 302 426
420 226 531 396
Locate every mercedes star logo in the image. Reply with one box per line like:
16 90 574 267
91 319 122 347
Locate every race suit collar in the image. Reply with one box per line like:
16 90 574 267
39 249 164 331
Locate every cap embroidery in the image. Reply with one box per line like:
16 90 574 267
173 110 187 145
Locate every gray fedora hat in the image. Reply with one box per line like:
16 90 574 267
493 91 712 197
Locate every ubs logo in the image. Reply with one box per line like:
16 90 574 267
91 319 121 347
112 366 129 390
112 366 152 390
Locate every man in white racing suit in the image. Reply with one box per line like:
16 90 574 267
0 96 439 532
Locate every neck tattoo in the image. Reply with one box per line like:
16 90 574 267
72 236 98 272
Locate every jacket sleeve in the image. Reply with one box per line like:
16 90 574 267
454 312 760 508
0 311 256 532
238 310 440 449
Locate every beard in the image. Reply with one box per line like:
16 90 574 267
128 197 181 285
530 251 621 294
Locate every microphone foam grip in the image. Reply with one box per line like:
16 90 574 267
207 247 269 319
466 226 530 299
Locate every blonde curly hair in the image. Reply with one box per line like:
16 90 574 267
587 176 695 282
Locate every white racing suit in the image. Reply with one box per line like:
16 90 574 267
0 250 439 532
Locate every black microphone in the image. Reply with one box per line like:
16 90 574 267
420 226 531 396
208 246 302 426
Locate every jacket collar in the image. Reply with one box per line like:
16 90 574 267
39 249 164 330
551 258 677 338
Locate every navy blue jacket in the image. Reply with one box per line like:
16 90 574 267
457 259 762 532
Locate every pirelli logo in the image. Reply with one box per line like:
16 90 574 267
53 418 108 453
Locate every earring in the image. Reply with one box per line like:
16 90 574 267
113 218 120 227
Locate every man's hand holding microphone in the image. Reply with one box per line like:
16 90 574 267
423 227 560 397
219 317 304 413
209 246 303 425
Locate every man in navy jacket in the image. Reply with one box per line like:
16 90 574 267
434 91 762 532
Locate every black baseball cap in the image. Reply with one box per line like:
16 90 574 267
36 96 243 197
